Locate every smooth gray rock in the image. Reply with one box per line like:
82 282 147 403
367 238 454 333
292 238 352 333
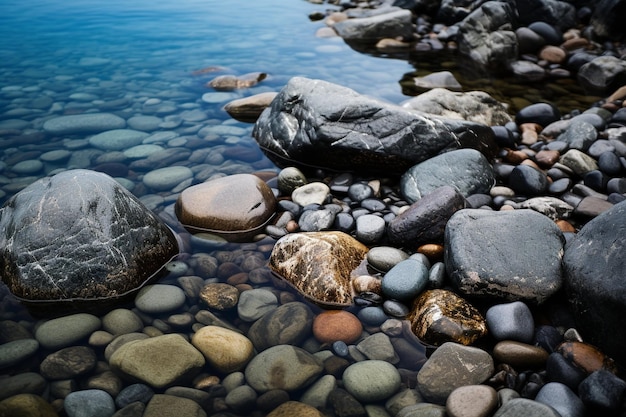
343 360 401 402
401 88 512 126
535 382 585 417
457 1 518 69
382 258 429 301
563 200 626 370
0 169 179 312
43 113 126 135
64 389 116 417
445 209 564 304
485 301 535 343
334 9 413 41
252 77 496 175
400 149 495 203
578 56 626 95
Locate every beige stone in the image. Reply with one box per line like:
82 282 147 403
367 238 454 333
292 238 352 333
224 92 278 123
109 334 205 389
267 401 324 417
143 394 206 417
191 325 254 373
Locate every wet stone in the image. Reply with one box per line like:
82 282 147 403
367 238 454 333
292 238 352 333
408 289 487 346
367 246 409 273
381 258 429 301
298 208 336 232
64 389 115 417
191 325 254 373
43 113 126 135
342 360 401 402
175 173 276 240
277 167 307 195
237 288 278 322
88 129 149 151
269 231 368 307
102 308 143 336
312 310 363 344
35 313 101 350
0 393 59 417
328 388 367 417
545 352 587 390
199 283 239 310
267 400 325 417
357 306 389 326
355 214 385 244
508 165 550 195
486 301 535 343
143 394 207 417
578 369 626 414
0 339 39 369
291 182 330 206
135 284 186 314
356 333 398 363
417 342 494 405
515 102 561 127
247 302 314 351
556 119 597 151
492 341 549 369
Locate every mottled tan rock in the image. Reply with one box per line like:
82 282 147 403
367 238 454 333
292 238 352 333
267 401 325 417
224 92 278 123
191 325 254 373
199 283 240 310
109 334 205 389
143 394 206 417
207 72 266 91
269 231 368 307
39 346 97 380
407 289 487 346
539 45 567 64
493 341 549 369
175 174 276 241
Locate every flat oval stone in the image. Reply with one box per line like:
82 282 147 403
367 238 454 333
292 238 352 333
367 246 410 273
199 283 239 310
40 346 97 380
342 360 401 402
417 342 494 405
382 258 429 301
143 166 193 191
64 389 115 417
408 289 487 346
89 129 149 151
134 284 186 314
176 173 276 241
493 341 549 369
245 344 323 393
192 325 254 373
237 288 278 322
247 302 314 351
35 313 101 350
291 182 330 206
267 401 325 417
0 339 39 369
224 92 278 123
102 308 144 335
0 393 58 417
43 113 126 135
269 231 369 307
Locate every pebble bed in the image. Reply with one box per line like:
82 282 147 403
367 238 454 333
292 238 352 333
1 1 626 417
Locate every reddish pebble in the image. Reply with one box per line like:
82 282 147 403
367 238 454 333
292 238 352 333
557 341 617 374
556 219 576 233
417 243 444 261
313 310 363 344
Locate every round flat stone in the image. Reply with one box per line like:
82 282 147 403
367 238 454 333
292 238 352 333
535 382 584 417
11 160 43 175
343 360 401 402
493 341 549 369
143 166 193 191
64 389 115 417
312 310 363 344
446 385 498 417
43 113 126 135
355 214 386 244
493 398 561 417
382 258 429 301
291 182 330 206
134 284 186 314
88 129 149 151
192 325 254 373
0 339 39 369
199 283 239 310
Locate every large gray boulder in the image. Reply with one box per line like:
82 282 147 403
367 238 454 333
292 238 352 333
0 169 179 314
252 77 496 175
333 9 413 42
563 200 626 370
457 1 518 69
445 209 564 304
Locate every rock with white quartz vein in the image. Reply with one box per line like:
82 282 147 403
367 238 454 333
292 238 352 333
0 169 179 314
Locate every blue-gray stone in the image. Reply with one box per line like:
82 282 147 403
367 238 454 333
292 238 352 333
115 383 155 408
545 352 586 391
400 149 494 203
486 301 535 343
298 208 336 232
382 258 429 301
64 389 116 417
357 306 390 326
445 209 564 304
556 120 597 151
355 214 386 244
367 246 410 273
535 382 585 417
578 369 626 414
43 113 126 135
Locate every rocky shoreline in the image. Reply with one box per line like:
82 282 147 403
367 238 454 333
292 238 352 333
1 0 626 417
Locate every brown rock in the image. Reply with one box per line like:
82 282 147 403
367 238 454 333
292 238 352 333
417 243 444 260
539 46 567 64
207 72 267 91
0 394 58 417
199 283 239 310
39 346 97 380
556 219 576 233
191 325 254 373
175 174 276 241
224 92 278 123
267 401 325 417
144 394 207 417
557 341 617 374
312 310 363 344
607 85 626 103
352 275 382 294
492 341 549 369
505 150 528 164
269 231 369 307
535 150 560 168
407 289 487 346
561 37 589 51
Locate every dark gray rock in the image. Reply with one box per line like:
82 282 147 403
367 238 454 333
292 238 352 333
578 369 626 414
508 165 550 196
578 56 626 95
457 1 518 69
333 9 413 42
0 169 179 313
445 209 564 304
388 185 467 247
437 0 481 25
563 200 626 370
516 0 576 30
486 301 535 344
515 102 561 127
557 120 597 151
252 77 496 175
400 149 495 204
247 302 314 351
591 0 626 40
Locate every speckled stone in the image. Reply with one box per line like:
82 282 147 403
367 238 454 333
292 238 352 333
446 385 498 417
269 231 368 307
417 342 494 405
247 302 314 351
343 360 401 402
199 283 240 310
40 346 97 380
408 289 487 346
493 398 560 417
291 182 330 206
0 339 39 369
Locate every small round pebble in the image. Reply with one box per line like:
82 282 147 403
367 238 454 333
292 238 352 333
291 182 330 206
312 310 363 344
367 246 409 272
446 385 498 417
134 284 186 314
485 301 534 343
357 306 389 326
342 360 401 402
355 214 386 244
102 309 143 335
